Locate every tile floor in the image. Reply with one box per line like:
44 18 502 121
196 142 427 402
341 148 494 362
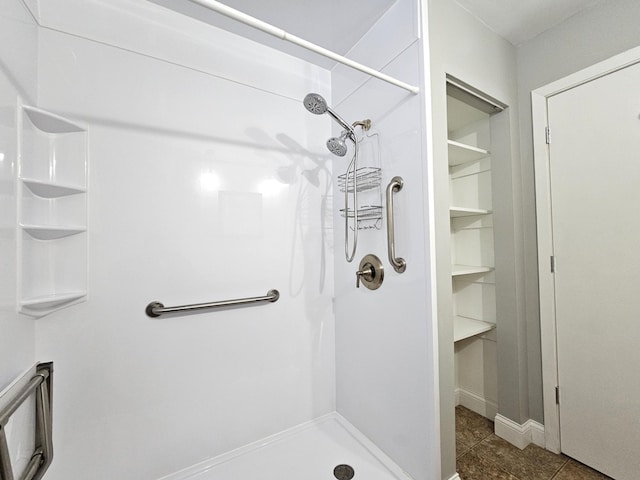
455 406 613 480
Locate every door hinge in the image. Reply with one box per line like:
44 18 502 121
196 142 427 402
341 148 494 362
550 255 555 273
545 126 551 144
555 386 560 404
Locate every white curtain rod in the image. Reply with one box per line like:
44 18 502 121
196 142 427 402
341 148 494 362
189 0 420 94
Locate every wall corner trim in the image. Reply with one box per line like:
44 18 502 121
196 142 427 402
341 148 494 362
494 414 545 450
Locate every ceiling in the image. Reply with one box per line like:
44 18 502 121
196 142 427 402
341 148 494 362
453 0 603 45
149 0 602 68
148 0 397 69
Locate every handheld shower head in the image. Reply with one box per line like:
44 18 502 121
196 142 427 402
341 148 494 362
302 92 354 136
326 133 348 157
303 93 327 115
302 95 371 263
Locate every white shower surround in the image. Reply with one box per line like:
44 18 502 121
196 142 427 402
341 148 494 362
1 0 438 479
34 8 336 479
0 0 38 395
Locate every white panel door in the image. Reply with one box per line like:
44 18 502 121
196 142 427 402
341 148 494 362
547 61 640 479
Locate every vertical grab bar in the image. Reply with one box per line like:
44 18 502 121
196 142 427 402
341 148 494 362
386 176 406 273
0 363 53 480
0 430 12 480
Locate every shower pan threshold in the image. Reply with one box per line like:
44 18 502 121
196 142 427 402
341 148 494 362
157 412 412 480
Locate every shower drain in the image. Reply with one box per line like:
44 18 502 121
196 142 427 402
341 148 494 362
333 464 355 480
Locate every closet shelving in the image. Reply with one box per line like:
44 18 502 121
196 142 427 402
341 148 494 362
447 139 489 166
447 94 496 343
451 265 493 277
18 104 88 318
453 315 495 342
450 206 492 217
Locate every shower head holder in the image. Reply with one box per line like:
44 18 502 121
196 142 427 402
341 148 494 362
352 119 371 131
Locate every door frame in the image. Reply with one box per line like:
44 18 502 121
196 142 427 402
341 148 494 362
532 45 640 454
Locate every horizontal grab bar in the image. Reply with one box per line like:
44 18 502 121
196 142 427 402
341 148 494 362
145 289 280 318
0 373 46 427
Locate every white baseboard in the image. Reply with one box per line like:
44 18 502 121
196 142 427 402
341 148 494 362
455 388 498 420
494 414 545 450
448 474 462 480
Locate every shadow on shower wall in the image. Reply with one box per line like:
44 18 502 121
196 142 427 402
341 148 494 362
65 113 335 313
273 132 333 300
245 126 334 304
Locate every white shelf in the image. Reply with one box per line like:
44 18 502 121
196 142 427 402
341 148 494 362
450 206 492 217
23 106 85 133
21 292 87 312
451 265 493 277
21 224 86 240
18 105 88 318
448 140 490 166
454 315 495 342
22 178 85 198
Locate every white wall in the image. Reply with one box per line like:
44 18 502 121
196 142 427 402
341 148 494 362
516 0 640 424
427 0 523 477
24 2 336 479
0 4 39 477
0 0 38 390
4 1 446 479
331 1 440 479
0 0 37 104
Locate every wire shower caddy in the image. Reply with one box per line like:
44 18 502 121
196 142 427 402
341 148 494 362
338 166 383 230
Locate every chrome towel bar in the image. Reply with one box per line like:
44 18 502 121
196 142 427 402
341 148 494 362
146 289 280 318
0 362 53 480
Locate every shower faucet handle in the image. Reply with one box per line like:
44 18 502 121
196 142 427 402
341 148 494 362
355 254 384 290
356 266 374 288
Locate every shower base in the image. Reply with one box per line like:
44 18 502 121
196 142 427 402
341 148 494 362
158 413 412 480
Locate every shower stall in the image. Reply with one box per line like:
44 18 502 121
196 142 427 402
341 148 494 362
0 0 439 479
6 1 634 478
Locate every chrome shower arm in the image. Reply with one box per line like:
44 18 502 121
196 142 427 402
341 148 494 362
326 108 355 138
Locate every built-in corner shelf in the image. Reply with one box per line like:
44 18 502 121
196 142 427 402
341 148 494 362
450 206 492 217
22 106 85 134
22 178 85 198
21 224 86 240
451 265 493 277
18 103 88 318
447 140 490 166
21 292 88 313
454 315 495 342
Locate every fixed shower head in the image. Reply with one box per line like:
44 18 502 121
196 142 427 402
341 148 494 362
303 93 328 115
326 133 348 157
303 92 354 136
